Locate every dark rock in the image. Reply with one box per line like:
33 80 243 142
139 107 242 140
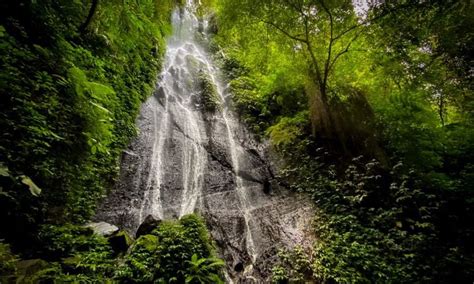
263 179 272 195
246 148 260 157
108 230 133 253
136 214 162 238
234 262 244 272
237 169 262 184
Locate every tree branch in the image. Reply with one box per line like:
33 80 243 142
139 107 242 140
261 19 307 43
329 29 364 73
332 2 415 43
320 0 334 92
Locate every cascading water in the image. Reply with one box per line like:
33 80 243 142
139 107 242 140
96 1 314 281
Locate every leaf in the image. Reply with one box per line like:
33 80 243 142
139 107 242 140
0 164 10 177
86 82 115 101
90 101 110 114
20 175 41 197
195 257 207 266
0 189 13 200
207 259 225 268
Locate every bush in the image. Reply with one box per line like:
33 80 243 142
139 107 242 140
279 145 474 282
116 214 224 283
36 224 112 260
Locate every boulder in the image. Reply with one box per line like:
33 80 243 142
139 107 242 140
108 230 133 253
15 259 49 281
85 221 119 237
136 215 162 238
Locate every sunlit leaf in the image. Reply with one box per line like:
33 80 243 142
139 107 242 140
20 175 42 197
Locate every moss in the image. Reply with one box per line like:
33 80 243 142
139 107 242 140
198 71 221 112
185 55 202 76
132 234 159 253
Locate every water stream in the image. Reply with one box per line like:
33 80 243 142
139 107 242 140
96 1 314 281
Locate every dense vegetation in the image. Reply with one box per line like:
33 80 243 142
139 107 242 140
0 214 223 282
1 0 473 282
0 0 174 237
0 0 224 282
212 0 473 282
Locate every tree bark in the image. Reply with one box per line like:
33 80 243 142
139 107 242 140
79 0 99 33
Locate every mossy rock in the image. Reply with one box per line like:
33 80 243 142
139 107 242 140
108 230 133 253
132 234 159 253
15 259 51 282
198 71 221 112
185 55 201 76
136 215 162 238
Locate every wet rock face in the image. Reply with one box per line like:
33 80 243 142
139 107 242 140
94 3 314 283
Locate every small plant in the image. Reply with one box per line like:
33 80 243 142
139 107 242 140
186 253 225 284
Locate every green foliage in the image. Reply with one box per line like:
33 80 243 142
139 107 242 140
271 246 312 283
215 0 474 282
0 0 175 248
266 111 309 149
0 242 18 276
115 234 160 281
198 71 221 112
0 215 223 283
37 224 112 260
0 0 472 283
116 214 224 283
151 214 220 282
185 253 225 284
278 145 474 282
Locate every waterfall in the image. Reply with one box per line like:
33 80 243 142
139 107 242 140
96 1 314 281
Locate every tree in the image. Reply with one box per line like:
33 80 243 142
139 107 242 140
219 0 387 142
79 0 99 33
371 0 473 125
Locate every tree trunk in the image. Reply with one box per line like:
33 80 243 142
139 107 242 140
79 0 99 33
306 79 332 139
